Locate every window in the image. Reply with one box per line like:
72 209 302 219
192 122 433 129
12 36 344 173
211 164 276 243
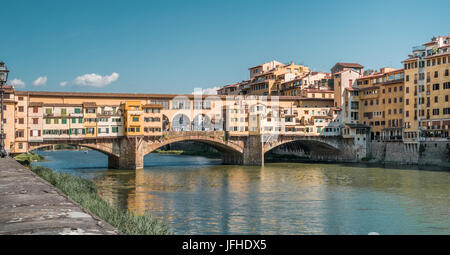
86 108 96 114
79 118 83 123
132 117 139 122
61 108 67 115
18 106 24 112
15 130 24 138
72 118 76 124
33 107 38 113
75 108 81 113
54 119 59 124
406 87 409 94
62 118 67 124
86 128 95 134
46 108 52 114
433 83 440 90
46 119 51 124
18 118 24 124
434 96 438 103
432 109 439 115
33 118 38 124
112 127 119 133
434 71 438 78
18 97 23 101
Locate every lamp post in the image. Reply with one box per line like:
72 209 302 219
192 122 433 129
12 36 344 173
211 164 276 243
0 61 9 158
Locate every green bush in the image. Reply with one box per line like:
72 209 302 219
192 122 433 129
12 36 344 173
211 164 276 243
30 165 171 235
14 152 44 166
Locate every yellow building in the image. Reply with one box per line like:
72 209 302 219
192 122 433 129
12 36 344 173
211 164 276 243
246 61 310 96
122 101 144 136
403 35 450 141
355 68 404 140
2 86 17 154
83 102 98 138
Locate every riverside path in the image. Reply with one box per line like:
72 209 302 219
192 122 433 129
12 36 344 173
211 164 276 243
0 157 119 235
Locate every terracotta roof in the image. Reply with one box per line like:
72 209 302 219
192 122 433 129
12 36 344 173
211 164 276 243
14 90 304 101
224 83 239 88
336 62 364 68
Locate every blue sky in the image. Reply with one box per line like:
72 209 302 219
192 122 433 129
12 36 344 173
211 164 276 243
1 0 449 94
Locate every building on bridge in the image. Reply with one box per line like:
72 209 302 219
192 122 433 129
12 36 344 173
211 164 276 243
1 89 370 168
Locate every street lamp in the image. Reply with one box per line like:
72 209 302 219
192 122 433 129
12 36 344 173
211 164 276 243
0 61 9 158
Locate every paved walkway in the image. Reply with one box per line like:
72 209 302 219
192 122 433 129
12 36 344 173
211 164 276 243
0 157 120 235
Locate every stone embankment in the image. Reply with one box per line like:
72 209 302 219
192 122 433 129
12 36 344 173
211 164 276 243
0 157 119 235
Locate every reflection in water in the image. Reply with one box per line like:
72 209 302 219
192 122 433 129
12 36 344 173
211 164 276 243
34 150 450 235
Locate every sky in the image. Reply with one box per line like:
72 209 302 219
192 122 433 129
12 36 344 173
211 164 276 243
1 0 449 94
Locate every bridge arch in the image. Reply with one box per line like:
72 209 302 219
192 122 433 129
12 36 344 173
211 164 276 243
28 142 118 157
143 132 244 158
263 136 341 156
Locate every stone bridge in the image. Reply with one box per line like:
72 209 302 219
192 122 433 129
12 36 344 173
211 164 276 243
28 131 358 169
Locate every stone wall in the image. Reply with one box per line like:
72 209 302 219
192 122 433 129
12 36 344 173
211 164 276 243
369 140 449 167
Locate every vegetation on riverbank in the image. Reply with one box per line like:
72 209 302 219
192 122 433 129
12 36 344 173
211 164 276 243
29 165 172 235
153 149 221 159
14 152 45 166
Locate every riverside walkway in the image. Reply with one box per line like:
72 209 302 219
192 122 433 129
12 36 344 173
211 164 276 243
0 157 119 235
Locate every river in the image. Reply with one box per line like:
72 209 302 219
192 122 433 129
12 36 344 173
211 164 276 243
33 150 450 235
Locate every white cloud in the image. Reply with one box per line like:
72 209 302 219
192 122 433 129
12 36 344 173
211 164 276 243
10 78 25 88
59 81 68 87
192 87 219 95
33 76 47 86
73 72 119 87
